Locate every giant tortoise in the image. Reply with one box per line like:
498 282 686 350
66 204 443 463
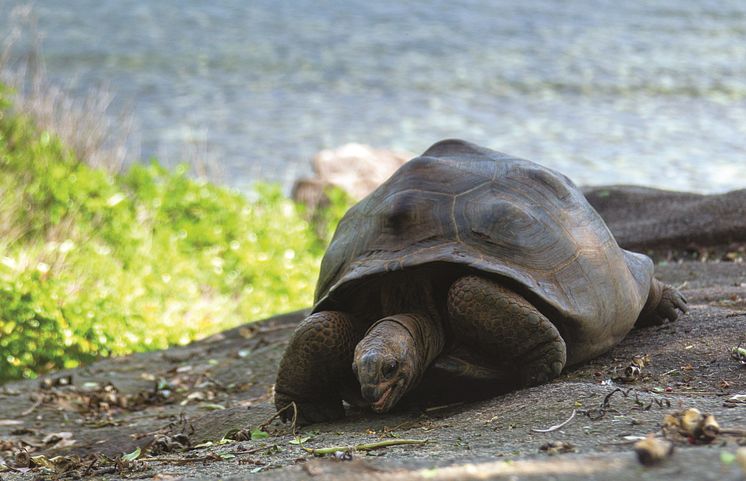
274 139 687 423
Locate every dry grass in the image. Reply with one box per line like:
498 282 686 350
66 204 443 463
0 3 135 174
0 3 227 182
176 125 225 183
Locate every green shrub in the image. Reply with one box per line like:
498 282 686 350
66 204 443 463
0 86 352 382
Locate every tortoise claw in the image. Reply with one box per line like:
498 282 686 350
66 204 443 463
660 285 688 321
645 285 688 326
636 282 688 328
670 289 688 313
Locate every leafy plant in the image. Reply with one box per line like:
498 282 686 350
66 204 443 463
0 84 353 382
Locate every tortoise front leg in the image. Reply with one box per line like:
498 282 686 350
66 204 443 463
274 311 361 424
447 276 566 387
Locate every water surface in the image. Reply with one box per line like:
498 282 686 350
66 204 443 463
2 0 746 192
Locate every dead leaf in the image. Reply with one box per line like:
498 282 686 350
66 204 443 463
634 435 673 466
539 441 575 455
42 432 73 445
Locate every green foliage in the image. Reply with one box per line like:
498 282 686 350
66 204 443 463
0 86 353 382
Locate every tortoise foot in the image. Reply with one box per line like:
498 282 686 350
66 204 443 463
515 339 566 387
273 311 360 424
657 285 688 322
636 280 688 327
447 275 567 388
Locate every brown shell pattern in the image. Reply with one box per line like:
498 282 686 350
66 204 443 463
314 139 653 344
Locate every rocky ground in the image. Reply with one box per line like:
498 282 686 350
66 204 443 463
0 258 744 481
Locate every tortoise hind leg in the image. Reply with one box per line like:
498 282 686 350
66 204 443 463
447 275 566 387
635 278 688 328
274 311 361 424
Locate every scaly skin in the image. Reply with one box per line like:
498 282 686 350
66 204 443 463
275 274 569 422
635 278 688 328
274 311 362 424
447 275 567 387
353 313 444 413
275 275 686 423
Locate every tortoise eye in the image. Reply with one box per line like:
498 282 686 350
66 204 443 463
382 360 398 379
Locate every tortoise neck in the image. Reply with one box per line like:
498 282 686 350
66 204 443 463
352 269 452 405
376 270 448 381
366 313 444 366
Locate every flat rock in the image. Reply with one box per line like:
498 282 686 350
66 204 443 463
292 143 411 208
584 186 746 251
1 260 744 481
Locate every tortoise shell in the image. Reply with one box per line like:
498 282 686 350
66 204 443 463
314 139 653 362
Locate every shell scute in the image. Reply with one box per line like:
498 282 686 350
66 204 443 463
314 139 653 357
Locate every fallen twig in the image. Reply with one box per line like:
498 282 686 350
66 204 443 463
602 388 631 408
89 466 117 476
599 439 644 446
258 401 298 434
584 388 632 420
234 445 277 456
140 455 222 465
141 443 276 464
82 457 98 477
303 439 429 456
530 409 576 433
423 402 464 414
381 419 421 435
203 374 228 391
663 390 721 395
20 396 44 416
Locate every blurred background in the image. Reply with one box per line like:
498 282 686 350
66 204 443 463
2 0 746 193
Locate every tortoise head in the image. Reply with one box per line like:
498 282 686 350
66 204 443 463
352 316 422 413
